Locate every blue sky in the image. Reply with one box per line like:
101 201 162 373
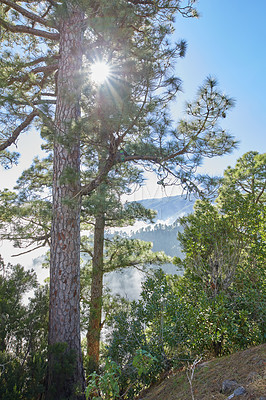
129 0 266 200
173 0 266 170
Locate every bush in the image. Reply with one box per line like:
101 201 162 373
104 267 265 398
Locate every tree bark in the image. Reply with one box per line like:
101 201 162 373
86 86 109 374
47 4 85 400
86 211 105 374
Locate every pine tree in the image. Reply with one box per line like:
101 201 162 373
0 1 237 398
81 191 169 373
0 149 170 374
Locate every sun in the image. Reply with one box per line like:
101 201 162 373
90 62 110 84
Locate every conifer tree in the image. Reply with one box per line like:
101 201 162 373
0 1 237 398
0 148 170 373
81 187 169 374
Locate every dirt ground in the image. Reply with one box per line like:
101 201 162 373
137 344 266 400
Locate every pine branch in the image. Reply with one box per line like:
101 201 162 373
8 63 58 85
41 92 56 97
46 0 58 6
23 55 60 68
0 17 59 40
1 0 58 29
104 262 152 274
3 98 56 106
123 154 159 163
127 0 154 5
159 108 212 164
11 243 47 257
41 3 53 19
80 245 93 258
79 151 178 197
121 149 187 163
160 146 188 162
255 184 266 204
117 84 149 144
33 99 56 105
28 63 59 74
0 110 38 151
78 156 115 197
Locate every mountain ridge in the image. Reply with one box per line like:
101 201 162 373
135 194 195 225
105 195 195 299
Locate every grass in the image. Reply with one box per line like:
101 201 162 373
137 344 265 400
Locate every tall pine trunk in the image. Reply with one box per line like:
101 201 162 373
47 5 85 399
86 210 105 373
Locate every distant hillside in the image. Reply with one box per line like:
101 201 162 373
136 195 195 224
105 196 195 299
131 222 183 258
138 344 266 400
130 195 195 261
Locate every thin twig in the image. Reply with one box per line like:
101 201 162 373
186 357 202 400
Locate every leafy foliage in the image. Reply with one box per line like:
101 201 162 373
176 200 245 295
103 152 265 397
0 256 49 399
85 358 121 400
105 261 264 396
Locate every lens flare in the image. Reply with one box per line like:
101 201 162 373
90 62 110 84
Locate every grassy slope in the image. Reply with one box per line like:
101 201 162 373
138 344 265 400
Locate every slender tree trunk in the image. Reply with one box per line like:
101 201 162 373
47 5 85 399
87 211 105 373
86 87 109 373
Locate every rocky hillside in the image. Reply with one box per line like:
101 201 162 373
138 344 266 400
